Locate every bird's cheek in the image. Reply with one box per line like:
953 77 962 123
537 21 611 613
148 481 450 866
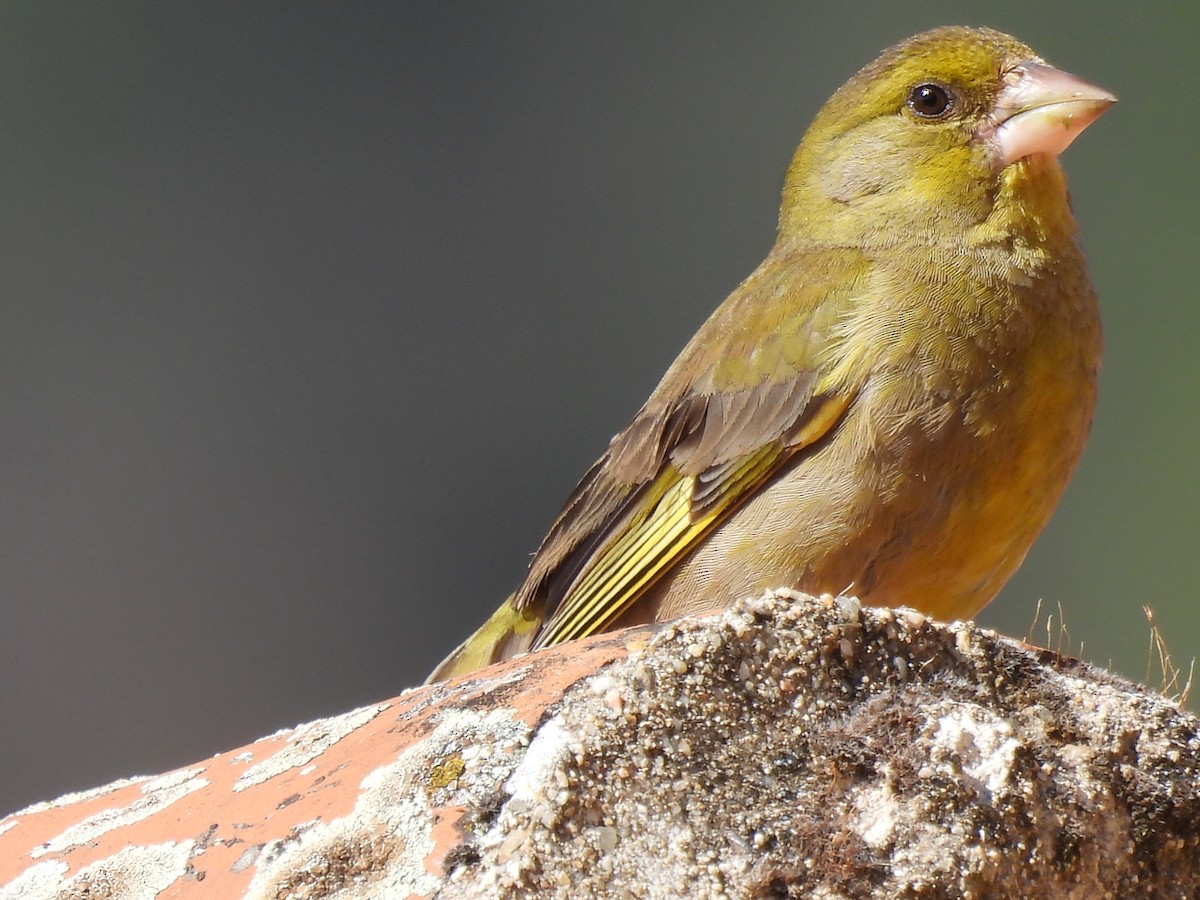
822 153 889 204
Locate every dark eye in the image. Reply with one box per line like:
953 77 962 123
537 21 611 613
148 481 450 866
907 83 955 119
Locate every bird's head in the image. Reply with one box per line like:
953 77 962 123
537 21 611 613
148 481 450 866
779 27 1115 247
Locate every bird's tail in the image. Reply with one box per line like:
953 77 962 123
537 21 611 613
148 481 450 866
424 595 541 684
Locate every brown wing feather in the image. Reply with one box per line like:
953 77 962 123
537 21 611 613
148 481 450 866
512 247 869 644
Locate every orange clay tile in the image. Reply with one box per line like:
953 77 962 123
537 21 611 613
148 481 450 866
0 626 641 898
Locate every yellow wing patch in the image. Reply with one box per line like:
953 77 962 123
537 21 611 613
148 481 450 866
532 468 713 648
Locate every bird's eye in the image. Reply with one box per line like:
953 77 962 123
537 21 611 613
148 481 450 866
906 83 955 119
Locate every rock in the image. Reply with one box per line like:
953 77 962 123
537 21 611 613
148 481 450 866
2 591 1197 898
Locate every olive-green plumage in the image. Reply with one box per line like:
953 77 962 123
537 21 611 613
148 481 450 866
427 26 1114 683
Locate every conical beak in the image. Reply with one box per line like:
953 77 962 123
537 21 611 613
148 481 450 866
989 62 1116 167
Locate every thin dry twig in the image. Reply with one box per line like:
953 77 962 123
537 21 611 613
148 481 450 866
1025 598 1077 657
1143 605 1195 706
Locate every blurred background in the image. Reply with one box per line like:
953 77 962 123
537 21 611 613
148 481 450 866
0 2 1195 815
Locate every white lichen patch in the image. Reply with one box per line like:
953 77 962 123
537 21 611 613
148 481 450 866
243 705 531 899
4 842 193 900
5 774 149 821
29 768 207 858
0 860 68 900
929 704 1020 799
503 716 582 817
234 703 389 792
852 781 900 848
70 841 194 900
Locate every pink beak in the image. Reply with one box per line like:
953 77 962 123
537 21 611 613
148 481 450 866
989 62 1116 167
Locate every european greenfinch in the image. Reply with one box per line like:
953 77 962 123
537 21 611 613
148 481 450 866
428 26 1114 683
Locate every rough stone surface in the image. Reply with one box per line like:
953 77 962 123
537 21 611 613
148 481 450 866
437 592 1200 898
1 592 1197 899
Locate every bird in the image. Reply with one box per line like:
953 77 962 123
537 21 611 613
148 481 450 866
426 26 1115 683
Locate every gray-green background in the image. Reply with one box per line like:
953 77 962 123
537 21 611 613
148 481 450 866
1 2 1196 815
